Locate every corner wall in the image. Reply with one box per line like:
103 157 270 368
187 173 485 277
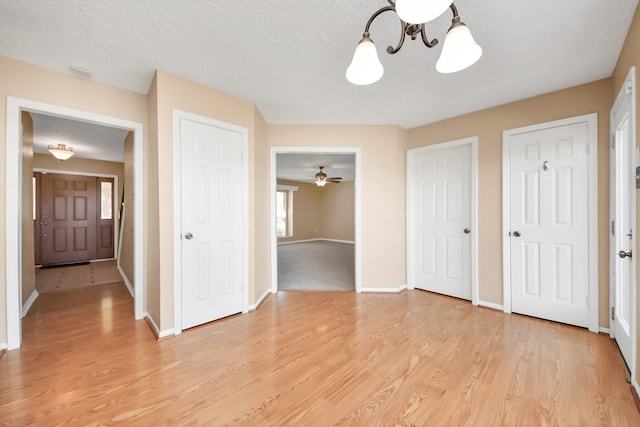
0 56 147 346
407 79 613 322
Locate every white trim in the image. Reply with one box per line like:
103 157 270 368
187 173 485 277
406 137 479 305
5 97 144 350
361 284 407 293
609 66 637 384
599 327 611 335
278 238 355 246
144 312 174 339
172 110 250 335
34 168 120 265
271 147 362 293
117 264 134 298
502 113 599 333
477 300 504 311
21 289 39 318
633 379 640 403
0 343 7 351
277 184 299 192
248 289 272 311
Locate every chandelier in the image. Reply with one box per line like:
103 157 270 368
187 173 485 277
346 0 482 85
48 143 74 160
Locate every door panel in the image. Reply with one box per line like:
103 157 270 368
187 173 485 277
180 118 244 330
412 144 471 300
41 174 97 264
509 123 589 327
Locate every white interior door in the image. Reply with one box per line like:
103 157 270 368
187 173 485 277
610 68 636 370
180 118 244 330
508 122 590 327
410 143 471 300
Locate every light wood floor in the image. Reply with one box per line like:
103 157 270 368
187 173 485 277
1 284 639 426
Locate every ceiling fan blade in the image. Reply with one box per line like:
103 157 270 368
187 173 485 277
326 178 342 183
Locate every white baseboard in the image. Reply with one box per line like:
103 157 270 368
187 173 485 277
278 238 355 246
0 342 7 351
144 312 174 339
117 264 134 298
633 378 640 403
360 284 407 293
248 289 271 311
22 289 39 318
598 327 611 334
478 300 504 311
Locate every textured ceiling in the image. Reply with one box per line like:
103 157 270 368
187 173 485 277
31 113 128 163
1 0 637 130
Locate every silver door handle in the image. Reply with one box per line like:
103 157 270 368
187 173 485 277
184 232 194 240
619 250 632 259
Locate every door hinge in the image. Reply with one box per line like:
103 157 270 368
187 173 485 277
611 134 616 149
611 220 615 236
611 306 615 320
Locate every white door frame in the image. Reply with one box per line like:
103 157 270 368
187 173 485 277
270 147 362 293
172 109 250 334
406 137 479 305
609 66 637 381
502 113 599 333
5 97 145 350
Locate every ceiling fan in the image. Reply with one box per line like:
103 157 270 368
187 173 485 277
314 166 342 187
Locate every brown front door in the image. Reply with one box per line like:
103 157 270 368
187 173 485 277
39 173 114 265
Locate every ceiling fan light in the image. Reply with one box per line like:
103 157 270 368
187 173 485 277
346 36 384 85
436 22 482 73
395 0 452 24
315 179 327 187
48 143 74 160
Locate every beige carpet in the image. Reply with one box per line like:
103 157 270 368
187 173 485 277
278 240 355 291
36 260 124 293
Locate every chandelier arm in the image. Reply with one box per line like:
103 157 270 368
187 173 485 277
450 3 459 18
419 27 438 48
386 20 407 54
363 5 396 33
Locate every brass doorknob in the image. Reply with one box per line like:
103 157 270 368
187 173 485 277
513 231 521 237
619 250 632 259
464 228 470 234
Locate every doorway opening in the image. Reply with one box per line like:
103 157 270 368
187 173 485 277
5 97 144 350
270 148 362 293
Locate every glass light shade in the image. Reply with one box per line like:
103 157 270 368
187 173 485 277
315 179 327 187
48 143 74 160
346 37 384 85
436 23 482 73
395 0 452 24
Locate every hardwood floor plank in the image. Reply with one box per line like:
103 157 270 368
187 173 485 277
1 286 639 425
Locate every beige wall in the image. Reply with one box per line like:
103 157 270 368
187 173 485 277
322 181 355 241
152 71 266 330
21 112 36 308
269 125 407 289
277 179 355 243
277 180 322 242
407 79 613 320
612 2 640 390
0 56 147 345
119 132 135 284
252 108 271 303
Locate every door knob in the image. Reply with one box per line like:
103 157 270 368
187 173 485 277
513 231 521 237
619 250 632 259
464 228 470 234
184 232 194 240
